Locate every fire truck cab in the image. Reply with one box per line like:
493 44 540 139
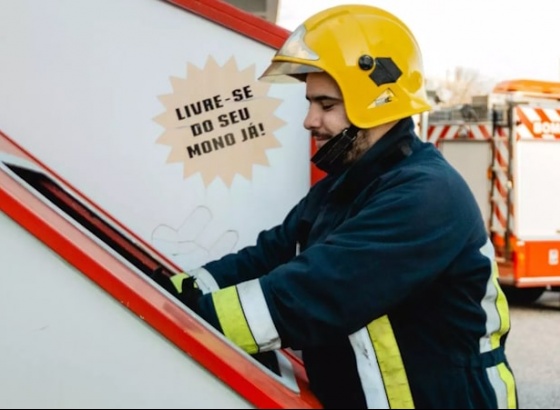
426 79 560 304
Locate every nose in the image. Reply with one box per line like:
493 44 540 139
303 104 321 131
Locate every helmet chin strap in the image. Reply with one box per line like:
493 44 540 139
311 125 361 174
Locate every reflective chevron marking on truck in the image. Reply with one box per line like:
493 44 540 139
427 122 492 144
516 106 560 140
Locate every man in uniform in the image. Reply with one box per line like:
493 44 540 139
155 4 518 409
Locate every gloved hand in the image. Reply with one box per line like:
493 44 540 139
151 268 203 313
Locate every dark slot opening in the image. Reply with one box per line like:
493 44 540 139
6 162 288 377
6 163 173 279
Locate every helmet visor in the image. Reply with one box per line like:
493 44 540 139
259 61 322 83
259 24 322 83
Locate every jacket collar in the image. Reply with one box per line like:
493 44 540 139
328 117 419 200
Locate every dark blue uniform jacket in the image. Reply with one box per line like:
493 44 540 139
198 118 517 409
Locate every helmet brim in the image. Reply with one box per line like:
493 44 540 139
258 61 322 83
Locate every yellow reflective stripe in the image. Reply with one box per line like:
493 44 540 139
490 261 517 409
480 239 517 408
491 261 518 409
479 239 511 348
367 316 414 409
212 286 259 354
170 272 189 292
490 260 511 346
496 362 518 409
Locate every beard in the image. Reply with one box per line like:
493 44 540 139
343 129 370 164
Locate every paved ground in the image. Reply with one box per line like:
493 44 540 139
506 290 560 409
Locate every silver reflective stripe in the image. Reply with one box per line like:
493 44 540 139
237 279 281 351
486 365 508 409
190 267 219 294
349 328 390 409
479 239 501 353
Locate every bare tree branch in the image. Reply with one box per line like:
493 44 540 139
427 67 494 107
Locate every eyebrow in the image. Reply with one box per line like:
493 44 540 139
305 94 343 103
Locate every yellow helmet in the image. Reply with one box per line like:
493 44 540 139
259 4 431 129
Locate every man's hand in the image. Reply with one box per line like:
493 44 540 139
151 268 203 313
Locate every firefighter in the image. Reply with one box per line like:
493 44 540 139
154 4 518 409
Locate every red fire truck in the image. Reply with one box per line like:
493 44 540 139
426 79 560 304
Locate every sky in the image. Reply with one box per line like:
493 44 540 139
275 0 560 85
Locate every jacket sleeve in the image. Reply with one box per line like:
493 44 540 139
199 176 335 289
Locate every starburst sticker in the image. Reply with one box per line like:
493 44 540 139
154 56 286 186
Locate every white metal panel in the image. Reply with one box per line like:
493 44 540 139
515 140 560 239
0 0 309 271
0 210 253 409
438 140 493 226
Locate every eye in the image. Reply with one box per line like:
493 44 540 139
321 102 335 111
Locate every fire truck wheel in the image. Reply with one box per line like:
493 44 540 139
501 285 546 305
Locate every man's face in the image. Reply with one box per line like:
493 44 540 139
304 72 351 150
